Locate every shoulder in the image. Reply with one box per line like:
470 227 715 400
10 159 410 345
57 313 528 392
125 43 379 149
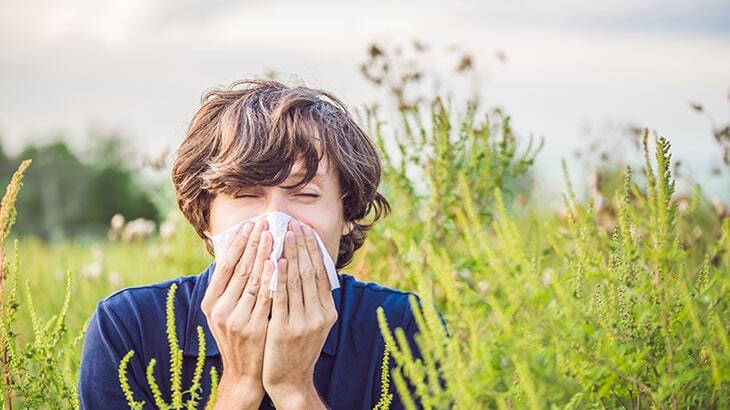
89 269 206 353
336 273 423 331
337 272 449 338
79 269 210 408
97 272 198 317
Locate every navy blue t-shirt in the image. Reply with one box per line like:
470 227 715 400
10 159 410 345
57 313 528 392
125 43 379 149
78 261 449 409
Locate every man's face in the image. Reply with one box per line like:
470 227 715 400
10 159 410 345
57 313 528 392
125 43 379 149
204 156 351 265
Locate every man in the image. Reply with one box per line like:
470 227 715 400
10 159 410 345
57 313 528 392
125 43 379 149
78 79 448 409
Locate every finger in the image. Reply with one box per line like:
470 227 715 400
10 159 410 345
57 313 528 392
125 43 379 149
293 221 319 313
206 221 254 301
284 227 305 321
217 221 261 309
250 260 275 323
236 219 268 287
302 223 334 310
236 225 272 315
271 258 288 323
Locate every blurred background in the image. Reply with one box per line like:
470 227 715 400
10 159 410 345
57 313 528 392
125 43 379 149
1 0 729 242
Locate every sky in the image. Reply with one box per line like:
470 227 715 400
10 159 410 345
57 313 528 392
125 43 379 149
1 0 729 203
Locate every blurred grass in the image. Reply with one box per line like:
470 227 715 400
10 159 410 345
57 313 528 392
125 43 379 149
13 237 193 337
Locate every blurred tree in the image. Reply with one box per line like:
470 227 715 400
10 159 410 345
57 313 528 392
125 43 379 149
0 134 159 242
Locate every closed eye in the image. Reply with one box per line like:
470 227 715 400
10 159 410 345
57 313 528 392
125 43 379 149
235 193 320 198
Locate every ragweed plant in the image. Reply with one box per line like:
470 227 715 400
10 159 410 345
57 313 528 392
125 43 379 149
372 339 394 410
117 283 218 409
357 94 542 292
0 160 83 409
371 127 729 408
0 159 218 409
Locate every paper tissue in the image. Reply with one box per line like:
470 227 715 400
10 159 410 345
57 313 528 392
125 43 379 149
210 211 340 293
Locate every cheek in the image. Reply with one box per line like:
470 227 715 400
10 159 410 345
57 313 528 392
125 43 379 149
303 219 343 260
209 201 254 235
297 202 339 236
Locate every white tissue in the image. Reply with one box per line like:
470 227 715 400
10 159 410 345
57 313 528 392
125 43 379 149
210 211 340 292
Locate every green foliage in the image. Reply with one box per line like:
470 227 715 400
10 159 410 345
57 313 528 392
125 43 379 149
0 159 215 408
361 95 541 291
117 283 218 410
0 252 82 408
369 120 730 408
0 161 82 409
373 339 394 410
119 351 144 410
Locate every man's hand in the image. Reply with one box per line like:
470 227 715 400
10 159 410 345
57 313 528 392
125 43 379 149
200 219 275 410
262 220 338 409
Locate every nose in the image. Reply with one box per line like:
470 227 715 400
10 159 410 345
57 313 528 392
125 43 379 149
261 189 298 221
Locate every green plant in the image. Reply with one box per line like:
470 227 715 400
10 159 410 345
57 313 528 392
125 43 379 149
373 339 394 410
117 283 219 410
0 160 83 409
372 129 729 408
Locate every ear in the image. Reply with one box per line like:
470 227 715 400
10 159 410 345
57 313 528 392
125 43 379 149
341 221 354 236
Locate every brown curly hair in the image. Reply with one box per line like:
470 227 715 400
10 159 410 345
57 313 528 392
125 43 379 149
171 78 390 270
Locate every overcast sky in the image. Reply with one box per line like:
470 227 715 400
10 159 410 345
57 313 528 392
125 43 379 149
1 0 729 202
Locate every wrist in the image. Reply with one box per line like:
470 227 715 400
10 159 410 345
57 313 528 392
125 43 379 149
214 375 265 410
269 383 325 409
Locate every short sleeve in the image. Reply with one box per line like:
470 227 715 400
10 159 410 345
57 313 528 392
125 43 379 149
78 300 154 409
372 294 450 410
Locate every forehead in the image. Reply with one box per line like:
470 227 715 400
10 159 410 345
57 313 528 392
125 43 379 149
287 154 334 181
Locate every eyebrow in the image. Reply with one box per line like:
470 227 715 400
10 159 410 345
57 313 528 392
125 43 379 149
288 171 326 179
235 171 326 192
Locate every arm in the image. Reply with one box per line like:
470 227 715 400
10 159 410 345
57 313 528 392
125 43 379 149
78 300 154 409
